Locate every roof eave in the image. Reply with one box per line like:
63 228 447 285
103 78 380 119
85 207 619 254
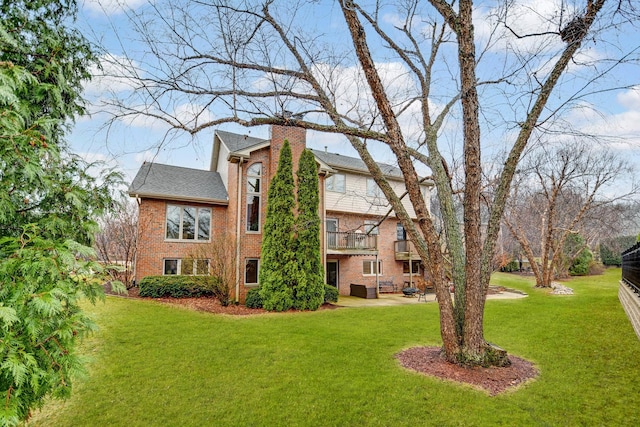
128 192 229 206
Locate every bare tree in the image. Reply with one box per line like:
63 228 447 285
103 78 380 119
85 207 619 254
95 198 141 289
503 142 636 287
188 233 238 306
98 0 639 366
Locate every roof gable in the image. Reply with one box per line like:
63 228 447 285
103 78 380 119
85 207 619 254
216 130 269 153
311 149 403 179
128 163 228 204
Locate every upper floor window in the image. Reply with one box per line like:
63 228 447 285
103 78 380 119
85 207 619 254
246 163 262 232
326 173 346 193
396 222 407 241
166 205 211 241
366 178 384 198
364 220 379 235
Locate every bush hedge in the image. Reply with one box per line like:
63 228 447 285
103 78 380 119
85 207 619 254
138 276 216 298
245 288 263 309
245 285 337 308
500 259 520 273
323 285 338 304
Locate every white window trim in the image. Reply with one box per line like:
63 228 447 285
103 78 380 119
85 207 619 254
326 173 346 193
366 178 384 198
364 220 379 235
163 258 210 276
246 163 262 233
402 260 421 276
165 204 212 242
244 258 260 286
362 260 382 276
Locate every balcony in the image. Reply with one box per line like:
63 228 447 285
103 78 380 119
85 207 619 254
327 231 377 255
395 240 417 260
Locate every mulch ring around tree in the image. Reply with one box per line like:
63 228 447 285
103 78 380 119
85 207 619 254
396 346 539 396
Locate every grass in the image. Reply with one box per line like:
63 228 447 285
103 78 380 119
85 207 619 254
29 269 640 426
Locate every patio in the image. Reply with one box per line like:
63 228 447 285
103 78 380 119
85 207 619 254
336 288 527 307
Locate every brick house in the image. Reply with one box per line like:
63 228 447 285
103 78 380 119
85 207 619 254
128 124 432 301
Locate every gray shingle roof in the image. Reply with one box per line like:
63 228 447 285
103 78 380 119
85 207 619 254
128 162 228 203
311 149 403 178
216 130 269 152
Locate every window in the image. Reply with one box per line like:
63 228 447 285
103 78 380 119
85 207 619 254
366 178 384 198
403 261 421 275
362 260 382 276
164 259 178 275
246 163 262 232
163 259 209 275
396 222 407 241
364 220 379 235
326 173 345 193
165 205 211 241
245 259 259 285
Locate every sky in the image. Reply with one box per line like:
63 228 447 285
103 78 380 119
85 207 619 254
71 0 640 192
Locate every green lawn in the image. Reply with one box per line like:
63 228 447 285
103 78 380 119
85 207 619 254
29 269 640 426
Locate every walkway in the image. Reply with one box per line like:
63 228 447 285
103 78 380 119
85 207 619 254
336 289 527 307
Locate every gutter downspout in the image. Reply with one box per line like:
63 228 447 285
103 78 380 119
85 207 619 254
409 243 413 288
132 196 141 287
234 160 244 303
375 252 380 298
323 176 328 287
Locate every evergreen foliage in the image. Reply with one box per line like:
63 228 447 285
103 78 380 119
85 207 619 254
138 276 217 298
259 140 296 311
323 285 339 304
245 288 263 309
599 236 636 266
564 234 593 276
293 149 325 310
0 3 120 424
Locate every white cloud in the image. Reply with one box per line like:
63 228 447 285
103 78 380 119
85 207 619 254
84 54 141 96
173 103 216 129
83 0 148 16
134 150 157 164
564 98 640 154
474 0 575 54
617 86 640 110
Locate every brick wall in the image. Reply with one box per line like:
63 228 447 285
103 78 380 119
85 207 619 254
269 124 306 180
326 212 424 295
133 124 425 301
619 282 640 340
134 199 227 280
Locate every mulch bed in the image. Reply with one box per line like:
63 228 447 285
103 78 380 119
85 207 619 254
122 286 338 315
396 346 539 396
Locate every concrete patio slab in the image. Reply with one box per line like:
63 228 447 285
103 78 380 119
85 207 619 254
335 289 526 307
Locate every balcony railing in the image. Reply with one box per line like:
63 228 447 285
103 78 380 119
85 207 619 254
327 231 377 252
394 240 417 260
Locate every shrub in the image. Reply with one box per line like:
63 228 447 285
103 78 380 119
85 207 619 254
500 259 520 273
323 285 339 304
569 247 593 276
245 288 263 309
138 276 216 298
588 261 605 276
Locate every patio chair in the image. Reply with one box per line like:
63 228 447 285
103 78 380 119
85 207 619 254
417 288 429 302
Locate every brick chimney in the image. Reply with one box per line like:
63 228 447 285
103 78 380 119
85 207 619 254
269 116 307 179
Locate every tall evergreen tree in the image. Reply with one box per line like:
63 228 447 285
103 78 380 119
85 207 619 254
0 2 120 424
293 149 324 310
259 140 296 311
